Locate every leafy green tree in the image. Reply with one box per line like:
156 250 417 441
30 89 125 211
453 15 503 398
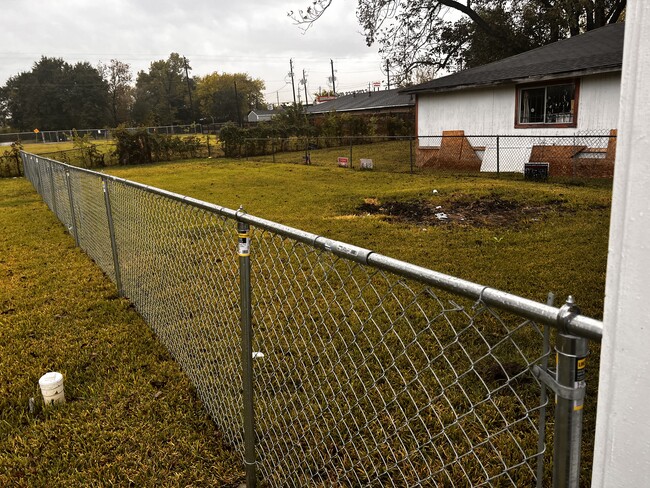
291 0 626 83
132 53 194 125
195 72 265 124
0 86 9 129
2 56 109 130
65 62 111 128
271 103 313 136
98 59 134 126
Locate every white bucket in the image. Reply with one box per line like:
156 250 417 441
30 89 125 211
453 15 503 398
39 372 65 406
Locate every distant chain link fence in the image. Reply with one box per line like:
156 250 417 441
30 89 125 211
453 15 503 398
5 127 617 181
0 123 204 145
239 131 616 178
22 151 603 487
418 131 616 178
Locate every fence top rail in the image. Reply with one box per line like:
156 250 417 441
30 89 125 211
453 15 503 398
241 135 415 141
239 134 616 141
417 134 616 139
21 150 604 341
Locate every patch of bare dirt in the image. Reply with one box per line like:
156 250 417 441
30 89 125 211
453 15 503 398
355 195 569 228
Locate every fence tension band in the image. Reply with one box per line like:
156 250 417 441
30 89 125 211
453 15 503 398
531 295 587 402
530 365 586 402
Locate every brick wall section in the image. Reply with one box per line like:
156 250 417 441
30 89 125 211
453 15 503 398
529 145 586 177
416 130 482 171
529 129 617 178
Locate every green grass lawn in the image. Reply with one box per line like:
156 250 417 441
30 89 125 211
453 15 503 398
0 177 244 486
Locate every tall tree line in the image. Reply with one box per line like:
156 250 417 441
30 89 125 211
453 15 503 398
0 53 265 131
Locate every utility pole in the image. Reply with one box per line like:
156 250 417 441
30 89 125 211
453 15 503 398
386 60 391 90
183 56 195 123
330 59 336 95
302 69 308 106
289 59 297 106
234 79 242 127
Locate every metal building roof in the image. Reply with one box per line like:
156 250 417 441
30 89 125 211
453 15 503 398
305 88 414 114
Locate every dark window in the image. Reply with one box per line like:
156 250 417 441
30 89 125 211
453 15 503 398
519 82 576 125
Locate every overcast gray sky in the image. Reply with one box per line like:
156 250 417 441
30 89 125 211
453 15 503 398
0 0 386 104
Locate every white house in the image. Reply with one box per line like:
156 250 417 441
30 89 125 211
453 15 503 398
404 23 623 177
247 107 284 123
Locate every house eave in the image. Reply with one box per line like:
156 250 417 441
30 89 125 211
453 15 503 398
405 65 622 96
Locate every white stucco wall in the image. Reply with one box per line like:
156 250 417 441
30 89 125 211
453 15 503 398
417 71 621 138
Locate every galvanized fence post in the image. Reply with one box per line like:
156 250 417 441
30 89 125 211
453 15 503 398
64 169 80 247
553 296 588 488
33 156 42 195
238 216 257 487
47 160 58 217
102 177 123 296
349 138 353 169
37 156 47 194
409 136 414 174
496 135 500 177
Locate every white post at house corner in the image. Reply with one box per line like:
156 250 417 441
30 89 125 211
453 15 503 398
592 1 650 486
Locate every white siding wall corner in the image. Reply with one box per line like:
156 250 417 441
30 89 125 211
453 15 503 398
417 72 621 138
577 71 621 132
417 73 620 172
418 85 514 137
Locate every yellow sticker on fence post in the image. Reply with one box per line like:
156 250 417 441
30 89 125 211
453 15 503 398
238 231 251 257
576 357 587 382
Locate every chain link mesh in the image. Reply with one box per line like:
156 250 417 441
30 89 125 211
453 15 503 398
105 179 245 447
22 152 602 486
250 231 549 486
69 169 116 281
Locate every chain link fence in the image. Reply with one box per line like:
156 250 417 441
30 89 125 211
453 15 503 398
238 131 616 178
418 131 617 178
0 123 204 145
21 151 603 487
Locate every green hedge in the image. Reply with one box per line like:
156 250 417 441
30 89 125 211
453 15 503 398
219 111 414 158
113 128 206 165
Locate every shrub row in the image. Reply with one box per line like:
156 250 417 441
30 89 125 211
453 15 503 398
113 128 207 165
219 111 414 158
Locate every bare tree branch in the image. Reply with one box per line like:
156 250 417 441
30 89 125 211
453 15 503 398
289 0 626 85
